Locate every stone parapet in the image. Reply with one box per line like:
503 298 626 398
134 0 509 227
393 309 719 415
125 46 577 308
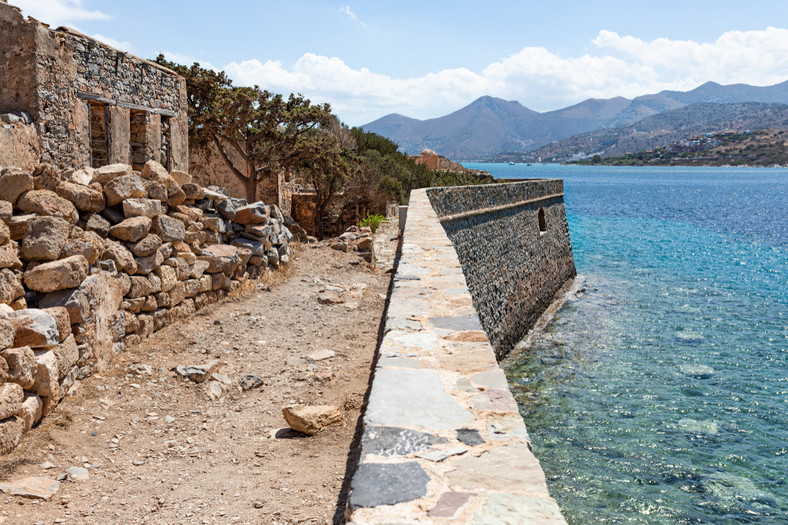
346 187 567 524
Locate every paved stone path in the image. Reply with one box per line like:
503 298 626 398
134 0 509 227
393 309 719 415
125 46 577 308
345 190 566 523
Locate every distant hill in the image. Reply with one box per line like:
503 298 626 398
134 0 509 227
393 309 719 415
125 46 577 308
572 129 788 167
529 102 788 161
360 81 788 161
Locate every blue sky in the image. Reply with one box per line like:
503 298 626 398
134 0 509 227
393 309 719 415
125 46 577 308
11 1 788 125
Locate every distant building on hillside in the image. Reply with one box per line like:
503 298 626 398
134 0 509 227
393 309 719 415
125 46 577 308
0 2 188 171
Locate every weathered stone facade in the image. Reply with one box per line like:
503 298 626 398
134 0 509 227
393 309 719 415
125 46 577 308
0 2 187 171
427 180 576 359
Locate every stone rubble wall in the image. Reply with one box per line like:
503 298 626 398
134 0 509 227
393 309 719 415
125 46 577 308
346 187 567 524
427 180 576 359
0 117 40 170
0 2 188 171
0 160 292 455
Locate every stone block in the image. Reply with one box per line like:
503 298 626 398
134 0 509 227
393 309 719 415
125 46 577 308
23 255 89 293
32 349 59 397
8 214 35 241
170 170 191 186
17 393 42 432
40 307 70 343
134 249 164 275
127 276 156 299
155 264 177 292
55 182 105 212
0 170 33 205
348 462 430 510
20 216 71 261
52 334 78 380
0 416 23 455
151 214 185 243
0 383 23 420
122 198 162 218
181 183 204 200
17 189 78 224
104 174 146 206
7 309 59 348
144 180 168 202
0 221 9 245
39 288 89 324
109 216 152 243
0 201 11 222
93 163 131 185
101 240 137 274
85 213 111 238
0 241 21 269
0 346 35 389
234 202 269 225
60 234 102 265
0 269 24 304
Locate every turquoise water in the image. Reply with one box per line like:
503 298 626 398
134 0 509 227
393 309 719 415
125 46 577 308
465 164 788 524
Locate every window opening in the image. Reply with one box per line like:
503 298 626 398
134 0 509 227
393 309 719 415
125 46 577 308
130 110 149 171
538 208 547 234
160 116 172 171
88 102 110 168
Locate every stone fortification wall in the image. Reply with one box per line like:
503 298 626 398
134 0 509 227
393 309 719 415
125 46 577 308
0 160 292 455
427 180 576 359
346 188 566 523
0 3 188 171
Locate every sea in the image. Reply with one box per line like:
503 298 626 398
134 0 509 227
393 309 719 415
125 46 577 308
463 164 788 524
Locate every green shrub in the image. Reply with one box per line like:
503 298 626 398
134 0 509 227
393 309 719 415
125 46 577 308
359 211 386 233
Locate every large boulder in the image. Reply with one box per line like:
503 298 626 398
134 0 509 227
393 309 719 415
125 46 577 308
104 174 146 206
23 255 89 293
20 216 71 261
141 160 176 188
109 216 152 243
101 241 137 274
128 234 162 257
55 182 105 213
52 334 78 380
17 393 43 433
0 416 24 455
5 309 59 349
152 215 185 243
39 288 90 324
31 350 60 398
0 269 24 304
0 169 33 206
0 383 23 420
93 163 131 185
60 232 103 265
234 203 269 225
122 198 162 219
0 346 35 389
16 190 78 224
0 242 22 270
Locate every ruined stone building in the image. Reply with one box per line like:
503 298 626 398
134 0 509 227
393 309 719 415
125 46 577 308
0 2 188 171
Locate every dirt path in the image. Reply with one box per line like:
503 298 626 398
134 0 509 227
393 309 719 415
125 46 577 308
0 231 397 525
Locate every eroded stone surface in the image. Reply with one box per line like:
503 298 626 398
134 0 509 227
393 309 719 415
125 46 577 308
348 462 429 510
361 426 445 458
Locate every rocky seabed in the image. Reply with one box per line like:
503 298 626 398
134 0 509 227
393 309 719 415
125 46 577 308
0 160 293 455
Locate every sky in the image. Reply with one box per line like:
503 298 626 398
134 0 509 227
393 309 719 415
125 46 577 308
10 0 788 126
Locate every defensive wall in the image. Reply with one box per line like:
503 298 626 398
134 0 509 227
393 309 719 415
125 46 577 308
346 181 575 523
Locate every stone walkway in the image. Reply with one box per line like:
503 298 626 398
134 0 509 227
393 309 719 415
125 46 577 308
345 190 566 524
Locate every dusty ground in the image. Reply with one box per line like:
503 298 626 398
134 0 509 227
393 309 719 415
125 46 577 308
0 230 398 525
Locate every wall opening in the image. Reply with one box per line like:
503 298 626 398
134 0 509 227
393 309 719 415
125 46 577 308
129 109 149 170
160 116 172 171
88 101 110 168
538 207 547 234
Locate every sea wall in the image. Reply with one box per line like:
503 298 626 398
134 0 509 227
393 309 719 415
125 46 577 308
0 160 292 455
428 180 576 359
346 185 569 524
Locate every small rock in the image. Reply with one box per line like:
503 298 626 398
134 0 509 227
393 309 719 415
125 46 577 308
65 466 89 481
164 415 176 424
240 375 264 391
282 405 343 435
40 461 55 470
175 360 219 383
306 349 335 362
317 293 344 305
206 381 223 400
0 477 60 500
127 363 153 376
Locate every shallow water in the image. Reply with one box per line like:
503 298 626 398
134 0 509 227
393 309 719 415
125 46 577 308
465 164 788 524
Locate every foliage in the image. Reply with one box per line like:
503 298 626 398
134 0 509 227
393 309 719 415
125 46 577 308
358 211 386 233
155 55 333 203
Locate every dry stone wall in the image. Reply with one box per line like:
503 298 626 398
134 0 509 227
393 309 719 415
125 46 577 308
427 180 576 359
0 159 292 455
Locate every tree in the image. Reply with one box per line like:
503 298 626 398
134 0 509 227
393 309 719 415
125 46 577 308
155 56 332 203
296 118 355 239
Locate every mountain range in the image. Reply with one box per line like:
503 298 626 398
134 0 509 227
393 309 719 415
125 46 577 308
360 81 788 161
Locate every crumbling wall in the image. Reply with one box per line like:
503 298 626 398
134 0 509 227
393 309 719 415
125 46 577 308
0 160 292 455
0 3 188 171
0 118 40 170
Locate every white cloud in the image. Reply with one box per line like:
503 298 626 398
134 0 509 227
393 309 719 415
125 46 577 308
224 27 788 125
159 51 218 72
13 0 110 27
339 5 357 20
91 33 133 53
